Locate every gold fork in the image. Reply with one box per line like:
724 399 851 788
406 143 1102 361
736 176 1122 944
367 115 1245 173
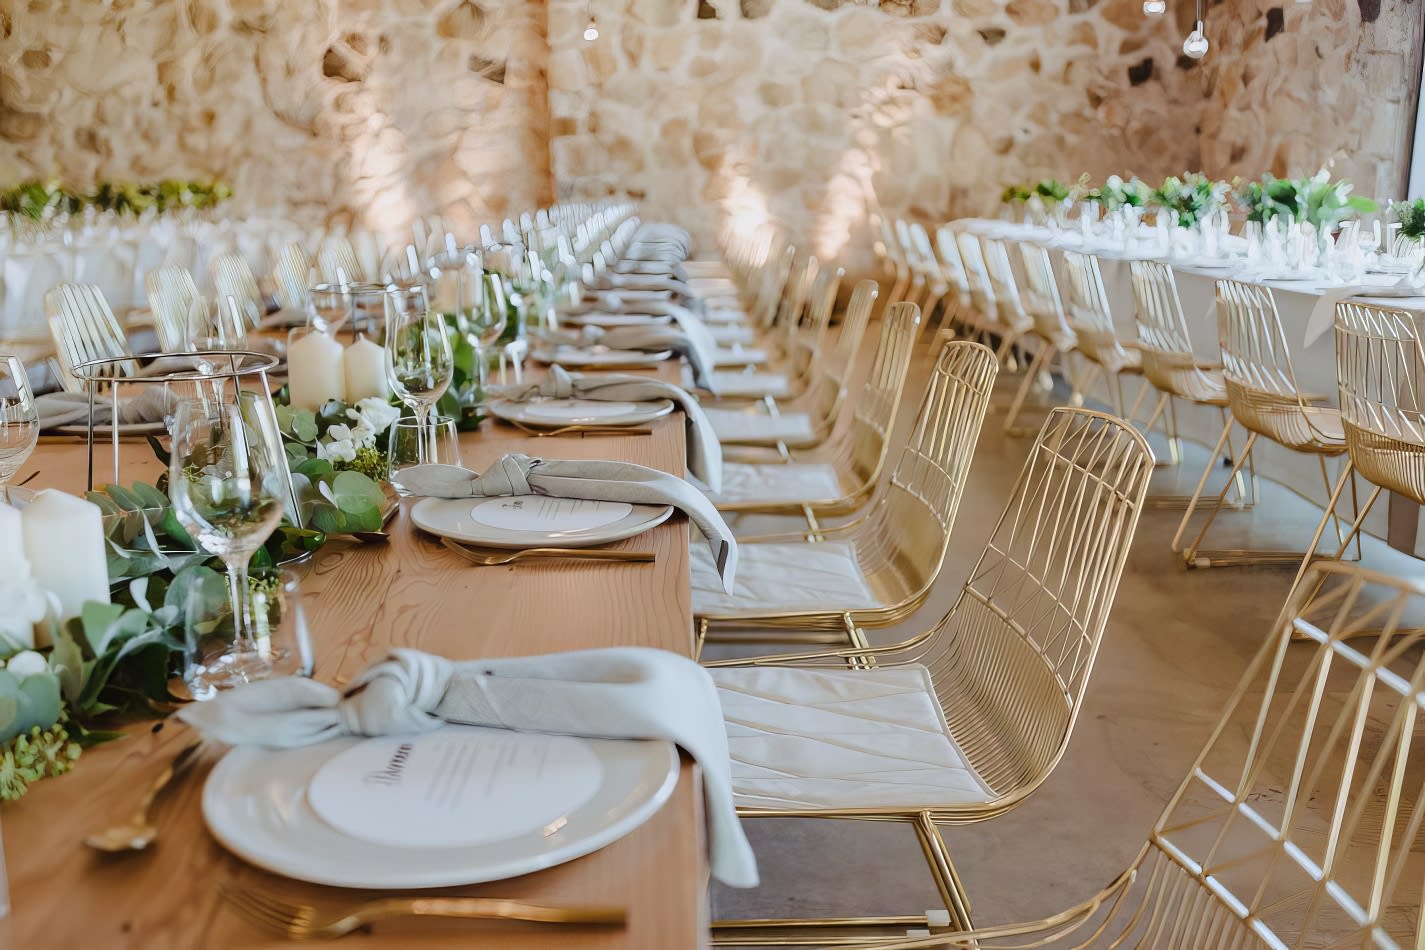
507 421 654 438
220 884 627 938
441 537 654 565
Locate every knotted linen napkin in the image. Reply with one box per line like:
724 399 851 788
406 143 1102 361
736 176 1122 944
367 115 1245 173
179 646 759 888
546 324 717 393
593 272 692 297
399 454 737 591
34 387 170 430
493 366 723 493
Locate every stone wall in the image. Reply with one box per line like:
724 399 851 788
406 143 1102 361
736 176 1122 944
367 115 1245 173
0 0 554 243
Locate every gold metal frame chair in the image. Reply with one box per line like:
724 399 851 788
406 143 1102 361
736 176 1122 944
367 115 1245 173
695 330 998 648
715 281 911 524
1061 251 1146 423
907 222 951 322
210 253 264 331
273 242 312 312
1002 240 1079 436
1176 280 1357 591
45 283 137 392
317 234 365 286
929 224 973 342
979 236 1035 364
707 407 1154 945
145 265 202 353
865 561 1425 950
953 232 999 346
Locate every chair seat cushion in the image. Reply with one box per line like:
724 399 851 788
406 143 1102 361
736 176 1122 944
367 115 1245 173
711 665 994 810
705 307 750 325
1302 406 1345 442
691 541 879 615
710 324 758 345
705 407 816 445
714 347 769 368
713 462 844 506
697 370 793 399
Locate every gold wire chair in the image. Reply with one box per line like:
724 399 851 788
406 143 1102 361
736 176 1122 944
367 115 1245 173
1003 241 1079 437
979 236 1035 364
1320 301 1425 556
272 242 312 312
694 330 997 648
907 222 951 322
145 265 203 353
954 231 999 346
317 234 365 286
881 218 914 310
706 407 1154 944
862 561 1425 950
703 281 883 449
714 281 910 525
1175 280 1357 592
209 253 264 331
930 224 974 342
45 283 137 392
1061 251 1147 423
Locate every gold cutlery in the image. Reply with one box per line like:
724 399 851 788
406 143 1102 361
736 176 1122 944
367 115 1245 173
84 739 205 852
220 886 627 938
441 537 654 566
507 421 654 438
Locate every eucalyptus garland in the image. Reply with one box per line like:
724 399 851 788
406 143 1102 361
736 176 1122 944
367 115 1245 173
0 179 232 220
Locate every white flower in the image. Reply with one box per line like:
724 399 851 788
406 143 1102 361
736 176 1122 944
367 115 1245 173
317 426 358 464
0 578 48 650
3 650 48 679
348 399 401 435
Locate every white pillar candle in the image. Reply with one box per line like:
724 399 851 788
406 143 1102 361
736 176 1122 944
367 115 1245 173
343 334 390 402
19 490 110 624
287 328 347 411
0 503 30 579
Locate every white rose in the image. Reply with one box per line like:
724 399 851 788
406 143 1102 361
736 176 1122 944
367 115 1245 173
318 438 357 464
349 398 401 435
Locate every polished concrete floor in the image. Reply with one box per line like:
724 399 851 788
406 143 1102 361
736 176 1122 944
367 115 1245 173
706 332 1424 931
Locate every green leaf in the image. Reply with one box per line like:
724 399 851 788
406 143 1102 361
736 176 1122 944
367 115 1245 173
104 484 144 511
131 481 169 509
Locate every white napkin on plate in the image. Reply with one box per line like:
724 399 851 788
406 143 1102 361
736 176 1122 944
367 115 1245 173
494 366 722 492
179 646 759 888
549 324 717 392
399 454 737 591
1302 271 1425 346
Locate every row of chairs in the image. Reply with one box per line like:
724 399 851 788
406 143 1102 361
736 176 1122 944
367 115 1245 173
694 222 1425 947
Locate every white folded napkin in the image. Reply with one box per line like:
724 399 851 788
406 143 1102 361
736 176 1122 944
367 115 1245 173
494 366 722 492
178 646 759 888
398 454 737 591
34 388 169 430
1302 272 1425 346
551 324 717 392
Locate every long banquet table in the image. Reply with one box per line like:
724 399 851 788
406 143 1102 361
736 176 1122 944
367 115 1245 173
954 218 1424 555
0 361 708 949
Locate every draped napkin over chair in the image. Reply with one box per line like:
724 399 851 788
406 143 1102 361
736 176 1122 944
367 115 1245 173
178 646 759 889
398 454 738 591
493 365 723 492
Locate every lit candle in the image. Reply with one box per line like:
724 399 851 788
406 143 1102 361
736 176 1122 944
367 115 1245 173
343 334 391 402
19 490 111 626
287 327 347 410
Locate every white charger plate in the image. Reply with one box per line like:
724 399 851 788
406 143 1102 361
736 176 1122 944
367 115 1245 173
488 397 674 428
411 495 673 548
563 313 673 328
203 726 679 889
529 345 673 369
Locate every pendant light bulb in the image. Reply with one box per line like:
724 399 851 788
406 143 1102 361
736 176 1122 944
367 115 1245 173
583 19 599 41
1182 21 1209 58
1142 0 1166 13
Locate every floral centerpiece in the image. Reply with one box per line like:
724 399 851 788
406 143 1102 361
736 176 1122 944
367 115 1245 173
1391 198 1425 242
1084 175 1152 212
1149 173 1232 227
1236 171 1376 231
1 180 232 221
1001 184 1033 205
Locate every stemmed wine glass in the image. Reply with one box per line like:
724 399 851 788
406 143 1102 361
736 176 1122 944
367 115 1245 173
0 355 39 502
168 400 287 694
439 252 507 391
384 284 453 463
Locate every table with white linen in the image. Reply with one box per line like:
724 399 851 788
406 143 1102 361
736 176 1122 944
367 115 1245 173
956 218 1424 554
0 360 709 948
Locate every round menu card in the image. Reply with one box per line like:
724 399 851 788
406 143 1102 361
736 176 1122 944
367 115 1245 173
467 497 633 532
307 728 605 849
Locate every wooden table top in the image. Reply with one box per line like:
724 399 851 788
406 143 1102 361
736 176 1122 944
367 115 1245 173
0 363 707 949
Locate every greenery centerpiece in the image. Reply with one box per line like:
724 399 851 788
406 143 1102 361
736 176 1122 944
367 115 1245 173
1236 171 1376 231
1390 198 1425 252
1084 175 1152 212
0 180 232 221
1149 173 1232 228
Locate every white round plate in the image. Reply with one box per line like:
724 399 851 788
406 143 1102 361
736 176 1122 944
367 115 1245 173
52 420 169 437
411 495 673 548
1173 256 1239 272
530 345 673 369
488 397 674 428
203 726 679 889
563 312 673 328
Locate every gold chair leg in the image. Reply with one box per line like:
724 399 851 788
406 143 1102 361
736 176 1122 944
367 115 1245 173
1171 413 1236 553
1002 342 1056 437
912 812 974 932
1284 460 1357 594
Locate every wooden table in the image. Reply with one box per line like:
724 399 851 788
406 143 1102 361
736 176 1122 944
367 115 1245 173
0 366 708 949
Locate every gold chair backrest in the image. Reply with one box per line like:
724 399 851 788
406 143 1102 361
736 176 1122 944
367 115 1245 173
1334 301 1425 503
210 253 263 330
770 254 817 338
954 232 996 319
980 236 1029 331
317 234 364 285
145 265 200 353
907 222 945 291
1062 251 1132 368
45 283 136 392
1015 241 1075 346
1129 258 1218 398
795 274 875 435
859 335 998 604
839 282 913 490
273 242 311 311
1215 278 1330 448
788 262 843 378
752 243 796 329
922 407 1153 796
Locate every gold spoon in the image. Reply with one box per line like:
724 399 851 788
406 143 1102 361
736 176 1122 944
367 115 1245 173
84 740 205 852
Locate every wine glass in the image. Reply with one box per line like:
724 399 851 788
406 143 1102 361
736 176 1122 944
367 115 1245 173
443 254 507 391
168 400 287 692
0 355 39 501
307 283 353 335
184 566 313 700
384 284 453 463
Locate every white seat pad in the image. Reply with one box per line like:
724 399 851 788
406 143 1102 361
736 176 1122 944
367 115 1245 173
713 462 843 505
705 306 750 325
711 665 994 810
714 347 769 368
691 541 878 615
705 407 815 445
710 324 757 345
703 370 792 399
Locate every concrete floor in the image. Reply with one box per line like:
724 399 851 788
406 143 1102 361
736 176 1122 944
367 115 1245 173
706 332 1424 931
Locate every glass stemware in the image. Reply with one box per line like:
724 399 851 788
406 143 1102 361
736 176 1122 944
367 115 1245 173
384 284 453 464
0 355 39 502
168 400 287 693
184 567 313 700
307 283 354 336
439 254 507 392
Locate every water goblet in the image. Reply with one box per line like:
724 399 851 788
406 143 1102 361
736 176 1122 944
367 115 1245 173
384 284 453 464
183 567 313 700
0 355 39 502
387 415 462 496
